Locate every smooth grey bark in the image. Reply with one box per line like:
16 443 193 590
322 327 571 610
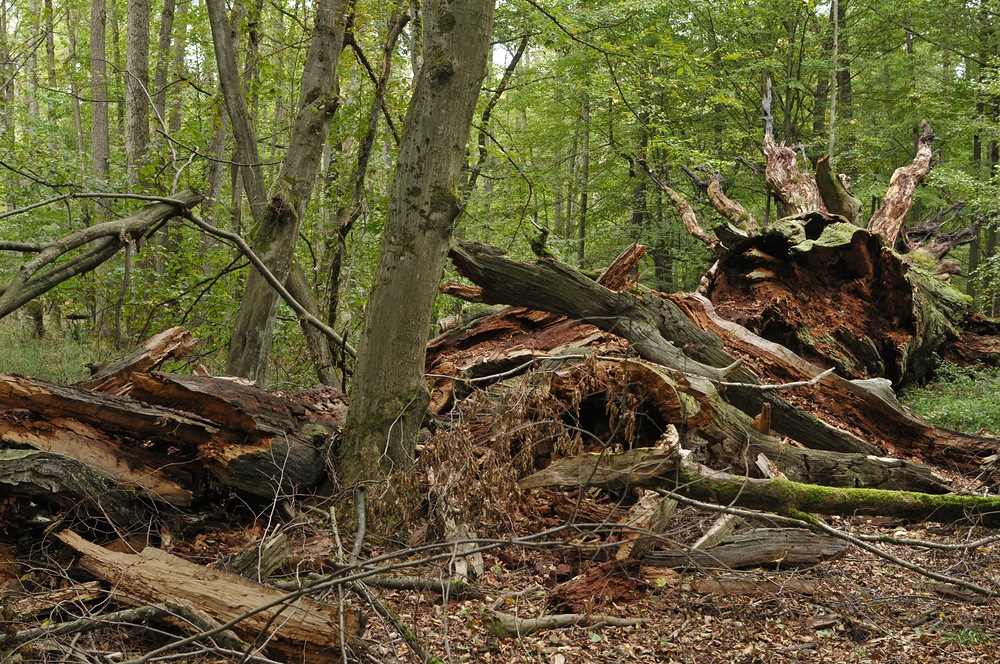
124 0 150 186
340 0 496 484
152 0 176 124
90 0 110 192
209 0 350 383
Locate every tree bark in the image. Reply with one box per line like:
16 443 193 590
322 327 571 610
519 447 1000 528
124 0 150 186
218 0 351 383
341 0 496 484
57 531 364 664
868 121 935 243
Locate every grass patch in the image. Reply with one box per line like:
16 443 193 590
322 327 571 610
0 318 101 383
900 361 1000 435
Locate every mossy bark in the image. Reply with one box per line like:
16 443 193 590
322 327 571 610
520 448 1000 527
340 0 495 484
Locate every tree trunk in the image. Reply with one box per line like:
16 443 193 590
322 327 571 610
340 0 496 484
218 0 350 383
124 0 150 187
151 0 176 125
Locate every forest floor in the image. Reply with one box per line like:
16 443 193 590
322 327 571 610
346 510 1000 663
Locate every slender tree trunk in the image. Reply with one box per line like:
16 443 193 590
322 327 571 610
577 91 590 268
213 0 350 382
125 0 150 187
66 4 86 182
827 0 838 157
341 0 496 484
325 9 408 346
152 0 176 125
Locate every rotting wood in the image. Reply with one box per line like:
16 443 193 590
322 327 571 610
763 133 826 216
672 292 998 473
644 528 849 570
78 325 198 393
869 121 936 244
491 611 648 639
815 155 861 224
0 413 193 506
0 449 150 527
448 239 880 457
57 530 364 664
518 447 1000 527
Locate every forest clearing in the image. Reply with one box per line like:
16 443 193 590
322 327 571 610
2 0 1000 661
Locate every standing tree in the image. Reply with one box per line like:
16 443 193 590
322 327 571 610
213 0 350 383
340 0 497 484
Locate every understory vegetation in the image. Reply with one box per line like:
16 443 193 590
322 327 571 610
901 361 1000 435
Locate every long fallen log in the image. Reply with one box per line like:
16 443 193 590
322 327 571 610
518 447 1000 528
643 528 849 570
0 371 343 500
447 240 997 473
57 530 364 664
0 449 150 527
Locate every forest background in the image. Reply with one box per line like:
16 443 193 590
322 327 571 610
2 0 997 393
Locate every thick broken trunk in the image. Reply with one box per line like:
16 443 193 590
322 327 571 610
57 531 363 663
0 370 343 513
448 240 878 456
702 213 968 386
445 241 996 475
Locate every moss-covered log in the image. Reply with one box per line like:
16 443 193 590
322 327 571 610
519 448 1000 528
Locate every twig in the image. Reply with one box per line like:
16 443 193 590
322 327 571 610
349 582 438 663
714 366 836 391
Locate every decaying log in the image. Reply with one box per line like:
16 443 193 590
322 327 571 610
57 530 364 663
78 325 198 393
673 293 998 473
518 447 1000 527
869 121 936 244
544 360 947 493
0 370 344 506
448 239 881 456
643 528 849 570
615 492 677 560
0 449 151 527
491 611 647 639
430 243 646 413
0 412 194 506
126 373 344 495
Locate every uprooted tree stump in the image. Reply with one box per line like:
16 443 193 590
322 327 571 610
648 119 973 387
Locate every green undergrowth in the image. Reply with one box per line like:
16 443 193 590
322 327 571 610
0 318 101 383
900 361 1000 435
